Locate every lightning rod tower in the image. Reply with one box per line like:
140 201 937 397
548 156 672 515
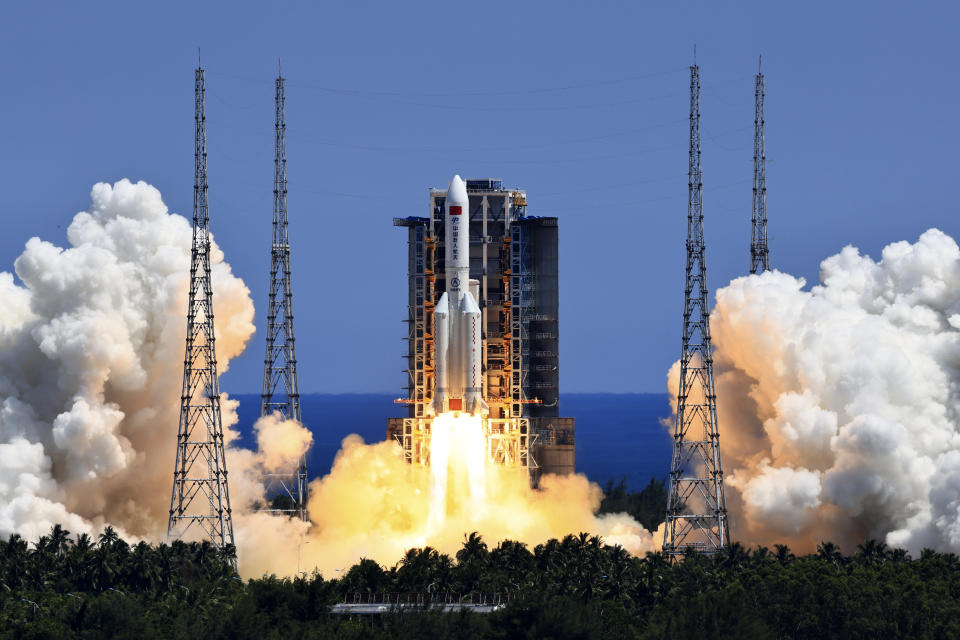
750 57 769 274
168 63 235 551
663 59 731 558
261 63 308 521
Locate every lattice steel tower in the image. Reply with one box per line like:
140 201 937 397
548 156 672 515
168 63 235 550
750 57 769 274
663 60 730 558
261 65 308 521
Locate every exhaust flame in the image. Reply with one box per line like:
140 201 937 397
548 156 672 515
427 413 488 532
243 427 660 579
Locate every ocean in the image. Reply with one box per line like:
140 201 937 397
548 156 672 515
231 393 673 491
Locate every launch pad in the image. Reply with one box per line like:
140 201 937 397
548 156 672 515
395 416 532 470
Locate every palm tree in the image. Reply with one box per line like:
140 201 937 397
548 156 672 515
603 545 638 604
74 533 93 554
816 541 845 570
48 525 71 559
130 541 159 592
97 526 120 548
395 546 445 592
919 547 937 562
855 539 889 565
774 544 795 565
455 533 490 594
490 540 534 584
341 557 386 594
751 545 770 565
456 532 489 566
3 534 29 591
194 540 218 570
888 548 909 563
721 542 751 569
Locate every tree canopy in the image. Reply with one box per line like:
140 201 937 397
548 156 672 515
2 522 959 639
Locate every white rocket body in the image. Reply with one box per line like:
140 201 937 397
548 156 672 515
432 175 488 416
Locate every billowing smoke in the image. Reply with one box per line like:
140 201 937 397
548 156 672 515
0 179 256 541
254 413 313 474
235 433 657 578
0 179 656 578
691 228 960 554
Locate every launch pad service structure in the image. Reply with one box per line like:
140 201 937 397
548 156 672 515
389 177 574 484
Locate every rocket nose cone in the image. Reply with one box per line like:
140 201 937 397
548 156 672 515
447 174 468 205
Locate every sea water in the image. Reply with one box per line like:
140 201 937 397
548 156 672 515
231 393 672 490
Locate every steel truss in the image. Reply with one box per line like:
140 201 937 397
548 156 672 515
750 58 769 274
168 65 235 551
664 61 731 558
261 69 308 521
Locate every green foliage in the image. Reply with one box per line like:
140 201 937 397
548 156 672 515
597 475 668 531
3 525 960 639
269 494 297 511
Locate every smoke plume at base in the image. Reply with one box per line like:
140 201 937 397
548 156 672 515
0 179 255 543
693 229 960 555
235 433 659 578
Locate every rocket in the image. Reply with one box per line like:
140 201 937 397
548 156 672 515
431 175 488 416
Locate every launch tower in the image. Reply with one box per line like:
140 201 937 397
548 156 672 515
390 180 574 483
260 66 308 520
750 58 769 275
167 64 235 550
663 61 731 557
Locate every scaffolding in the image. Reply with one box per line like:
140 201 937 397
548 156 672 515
389 180 570 479
508 219 531 420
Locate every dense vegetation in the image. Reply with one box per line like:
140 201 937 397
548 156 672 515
597 476 668 531
4 519 960 639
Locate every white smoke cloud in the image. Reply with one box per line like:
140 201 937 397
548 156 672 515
255 413 313 473
704 228 960 554
0 179 255 541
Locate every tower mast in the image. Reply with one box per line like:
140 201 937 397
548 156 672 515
168 63 235 551
750 57 769 274
261 63 308 521
663 59 730 558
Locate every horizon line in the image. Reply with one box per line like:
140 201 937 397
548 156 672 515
225 390 672 396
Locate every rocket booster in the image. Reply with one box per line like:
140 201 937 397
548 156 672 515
432 175 488 416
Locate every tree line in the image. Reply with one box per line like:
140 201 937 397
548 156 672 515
2 478 959 638
3 525 960 638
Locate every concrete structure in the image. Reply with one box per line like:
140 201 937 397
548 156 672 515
332 592 507 615
389 178 574 482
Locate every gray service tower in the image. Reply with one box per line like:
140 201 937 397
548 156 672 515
389 178 574 485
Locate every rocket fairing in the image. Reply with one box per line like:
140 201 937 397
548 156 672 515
431 175 489 417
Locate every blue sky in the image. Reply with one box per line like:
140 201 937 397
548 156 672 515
0 1 957 393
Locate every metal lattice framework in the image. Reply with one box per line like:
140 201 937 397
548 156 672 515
261 68 308 521
509 218 531 421
663 61 730 558
750 58 769 274
168 65 235 550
